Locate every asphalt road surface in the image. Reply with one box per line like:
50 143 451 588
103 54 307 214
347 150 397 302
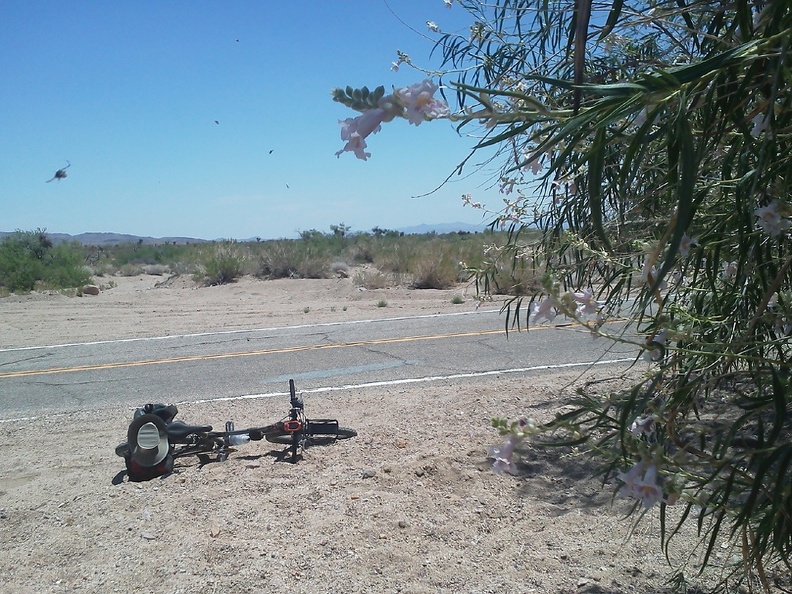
0 309 636 420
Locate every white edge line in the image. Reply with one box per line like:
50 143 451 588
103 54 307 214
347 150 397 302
186 358 633 404
0 309 502 353
0 358 634 424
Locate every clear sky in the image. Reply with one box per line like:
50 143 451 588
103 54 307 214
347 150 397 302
0 1 500 240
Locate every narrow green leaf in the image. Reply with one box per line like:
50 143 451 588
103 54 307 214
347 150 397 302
588 127 613 253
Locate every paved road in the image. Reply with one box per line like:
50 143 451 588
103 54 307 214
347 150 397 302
0 310 635 419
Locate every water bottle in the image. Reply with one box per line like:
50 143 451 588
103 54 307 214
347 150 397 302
228 433 250 446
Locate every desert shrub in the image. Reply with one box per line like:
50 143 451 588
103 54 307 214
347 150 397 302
294 254 329 279
375 242 415 274
255 240 330 279
330 261 350 277
480 255 542 296
410 253 459 289
107 242 191 267
344 237 376 264
119 263 143 277
0 230 90 292
256 240 329 279
353 269 393 289
141 264 169 276
195 241 245 285
41 243 93 289
256 240 299 279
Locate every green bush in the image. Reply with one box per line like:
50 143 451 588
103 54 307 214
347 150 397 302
255 240 329 279
108 242 190 267
375 242 415 274
0 230 91 293
195 241 245 285
410 253 459 289
353 268 397 289
42 243 93 289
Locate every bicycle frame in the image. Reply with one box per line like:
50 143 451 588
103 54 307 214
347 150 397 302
117 379 355 472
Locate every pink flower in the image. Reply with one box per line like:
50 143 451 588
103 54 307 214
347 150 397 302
755 200 791 237
617 461 644 495
395 79 450 126
630 416 654 436
572 288 602 316
522 151 545 175
722 261 738 278
335 109 389 160
679 233 698 257
487 437 520 475
617 462 664 509
530 297 558 324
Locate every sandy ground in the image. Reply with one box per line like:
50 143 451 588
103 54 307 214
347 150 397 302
0 274 788 593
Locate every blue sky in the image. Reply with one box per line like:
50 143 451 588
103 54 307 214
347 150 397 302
0 1 501 240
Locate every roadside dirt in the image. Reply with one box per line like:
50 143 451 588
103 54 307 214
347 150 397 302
0 274 786 593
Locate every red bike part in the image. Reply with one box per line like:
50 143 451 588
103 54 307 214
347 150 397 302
282 420 302 433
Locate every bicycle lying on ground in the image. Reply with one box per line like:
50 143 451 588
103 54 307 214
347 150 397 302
115 379 356 480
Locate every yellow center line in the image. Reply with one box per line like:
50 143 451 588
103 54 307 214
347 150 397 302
0 322 594 380
0 329 509 379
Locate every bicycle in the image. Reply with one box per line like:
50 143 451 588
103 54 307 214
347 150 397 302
115 379 356 480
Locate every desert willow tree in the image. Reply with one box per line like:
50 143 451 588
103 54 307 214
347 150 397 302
333 0 791 588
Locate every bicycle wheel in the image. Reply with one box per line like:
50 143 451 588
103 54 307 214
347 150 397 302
264 424 356 445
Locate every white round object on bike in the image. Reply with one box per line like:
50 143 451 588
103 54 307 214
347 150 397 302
127 414 170 467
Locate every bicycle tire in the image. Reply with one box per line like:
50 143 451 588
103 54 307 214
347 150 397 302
264 426 357 445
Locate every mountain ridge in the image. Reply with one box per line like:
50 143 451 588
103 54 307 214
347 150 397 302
0 222 488 245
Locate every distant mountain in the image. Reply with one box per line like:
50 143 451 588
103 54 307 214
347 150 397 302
398 222 489 235
0 231 208 246
0 222 489 246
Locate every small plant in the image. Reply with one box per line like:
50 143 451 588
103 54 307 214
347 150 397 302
376 299 388 308
330 261 350 277
451 295 465 304
410 254 458 290
255 240 329 279
119 263 143 277
195 241 245 285
354 269 392 289
142 264 169 276
303 306 310 313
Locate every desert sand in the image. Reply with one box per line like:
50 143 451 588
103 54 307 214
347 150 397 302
0 273 787 593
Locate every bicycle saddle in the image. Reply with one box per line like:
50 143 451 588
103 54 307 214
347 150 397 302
166 420 214 440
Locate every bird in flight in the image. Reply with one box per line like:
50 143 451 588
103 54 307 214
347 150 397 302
46 161 70 183
214 120 220 125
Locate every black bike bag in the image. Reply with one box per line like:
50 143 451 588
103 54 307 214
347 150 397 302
166 420 214 440
134 403 178 424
